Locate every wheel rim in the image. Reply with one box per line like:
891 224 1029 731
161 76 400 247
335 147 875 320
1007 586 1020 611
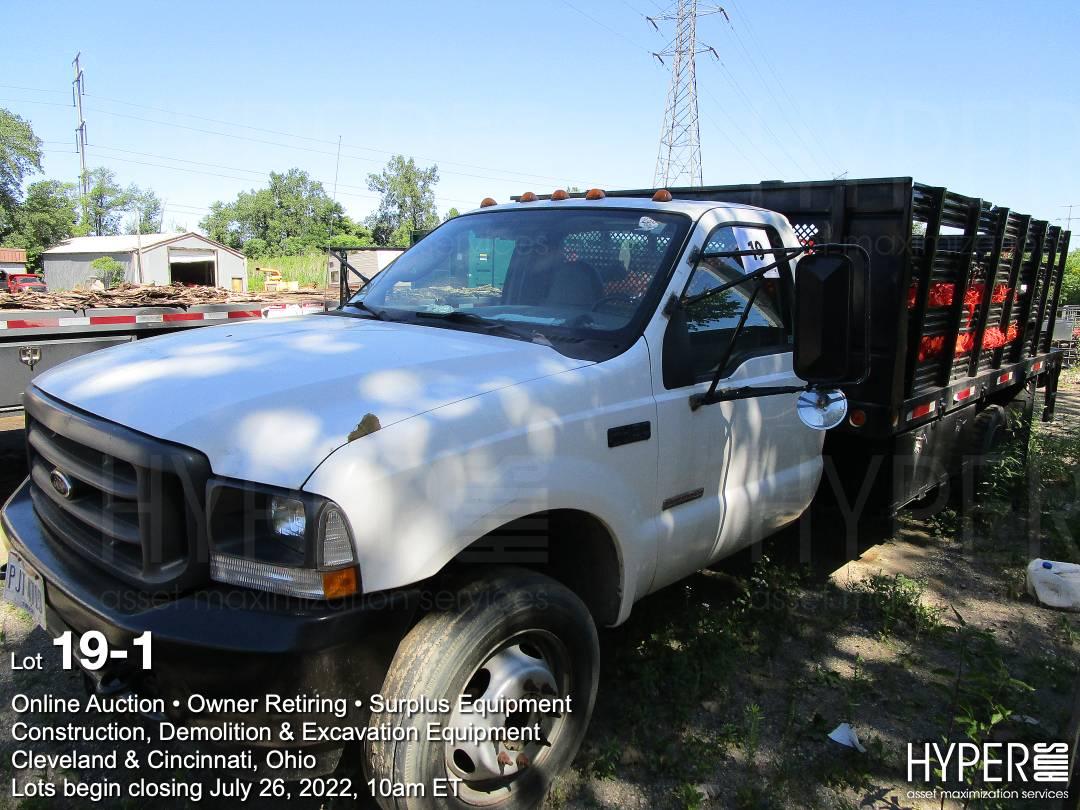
444 630 571 803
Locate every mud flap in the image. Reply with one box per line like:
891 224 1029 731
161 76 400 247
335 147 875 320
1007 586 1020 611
1042 361 1061 422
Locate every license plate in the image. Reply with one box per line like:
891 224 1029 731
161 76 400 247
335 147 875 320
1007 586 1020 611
4 552 46 630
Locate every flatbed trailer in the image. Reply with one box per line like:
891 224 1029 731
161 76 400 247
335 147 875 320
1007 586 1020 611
0 300 327 410
605 178 1071 515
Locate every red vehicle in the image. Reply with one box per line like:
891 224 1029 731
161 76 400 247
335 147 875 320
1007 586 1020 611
4 273 47 293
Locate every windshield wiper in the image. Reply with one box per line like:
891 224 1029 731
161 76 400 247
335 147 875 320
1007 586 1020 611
414 310 537 342
341 300 388 320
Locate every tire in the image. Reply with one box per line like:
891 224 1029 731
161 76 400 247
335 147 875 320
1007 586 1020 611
364 567 599 810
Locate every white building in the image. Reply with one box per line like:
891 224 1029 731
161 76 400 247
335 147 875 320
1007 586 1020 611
0 247 27 275
42 233 247 291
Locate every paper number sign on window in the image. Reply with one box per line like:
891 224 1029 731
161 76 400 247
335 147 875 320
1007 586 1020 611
732 227 778 278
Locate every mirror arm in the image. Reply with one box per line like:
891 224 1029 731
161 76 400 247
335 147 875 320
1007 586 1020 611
680 251 799 309
691 383 808 409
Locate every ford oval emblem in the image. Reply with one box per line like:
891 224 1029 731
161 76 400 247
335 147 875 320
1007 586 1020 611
49 469 74 499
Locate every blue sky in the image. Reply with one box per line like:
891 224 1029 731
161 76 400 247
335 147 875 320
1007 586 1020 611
2 0 1078 233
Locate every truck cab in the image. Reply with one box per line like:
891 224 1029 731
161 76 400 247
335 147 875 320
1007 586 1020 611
5 273 46 293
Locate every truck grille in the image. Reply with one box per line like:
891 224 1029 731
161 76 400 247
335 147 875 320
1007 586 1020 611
24 387 211 591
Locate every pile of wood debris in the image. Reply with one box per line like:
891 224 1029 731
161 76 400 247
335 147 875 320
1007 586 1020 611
0 283 332 311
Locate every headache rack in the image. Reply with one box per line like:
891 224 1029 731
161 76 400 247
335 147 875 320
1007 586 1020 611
606 178 1070 439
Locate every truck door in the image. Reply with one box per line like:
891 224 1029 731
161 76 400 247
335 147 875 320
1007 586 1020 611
648 220 823 591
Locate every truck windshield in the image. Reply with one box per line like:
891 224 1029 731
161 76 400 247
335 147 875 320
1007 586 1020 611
345 207 691 359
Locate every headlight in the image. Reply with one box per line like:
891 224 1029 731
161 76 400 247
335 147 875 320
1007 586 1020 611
270 496 306 538
207 481 359 600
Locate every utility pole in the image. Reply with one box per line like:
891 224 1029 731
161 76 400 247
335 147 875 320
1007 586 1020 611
72 53 88 196
1059 204 1079 232
648 1 724 187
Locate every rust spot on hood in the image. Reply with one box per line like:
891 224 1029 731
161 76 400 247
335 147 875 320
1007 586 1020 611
347 413 382 442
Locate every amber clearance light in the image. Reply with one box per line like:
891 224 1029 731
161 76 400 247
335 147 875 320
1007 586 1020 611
585 188 606 200
322 567 359 599
519 191 538 202
551 189 570 200
652 189 673 202
480 197 497 208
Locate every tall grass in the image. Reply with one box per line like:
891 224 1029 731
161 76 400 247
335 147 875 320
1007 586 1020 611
246 252 328 291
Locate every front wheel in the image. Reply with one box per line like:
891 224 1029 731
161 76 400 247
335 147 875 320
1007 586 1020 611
364 567 599 809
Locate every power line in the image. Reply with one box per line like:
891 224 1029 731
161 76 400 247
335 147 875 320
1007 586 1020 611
717 9 831 177
0 97 74 108
88 149 476 208
727 0 837 170
698 84 786 177
89 143 471 200
559 0 656 52
81 92 583 186
706 57 809 176
81 105 596 189
0 91 592 188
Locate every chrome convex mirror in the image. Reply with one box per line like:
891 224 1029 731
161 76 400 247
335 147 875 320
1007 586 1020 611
796 388 848 431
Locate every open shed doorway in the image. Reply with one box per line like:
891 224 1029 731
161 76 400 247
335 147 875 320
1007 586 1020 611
169 248 216 286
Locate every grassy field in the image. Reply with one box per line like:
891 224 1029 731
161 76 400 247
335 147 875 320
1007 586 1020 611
246 251 329 291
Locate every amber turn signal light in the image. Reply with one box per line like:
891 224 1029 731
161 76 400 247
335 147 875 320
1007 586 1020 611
551 189 570 200
652 189 673 202
480 197 497 208
322 567 359 599
519 191 538 202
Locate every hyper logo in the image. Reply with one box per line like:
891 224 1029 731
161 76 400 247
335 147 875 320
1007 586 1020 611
908 742 1070 784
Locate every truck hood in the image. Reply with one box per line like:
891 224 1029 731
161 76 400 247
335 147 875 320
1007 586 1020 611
32 314 589 489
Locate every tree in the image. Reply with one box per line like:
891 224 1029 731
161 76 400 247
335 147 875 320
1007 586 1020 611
9 180 77 269
327 231 375 250
1062 249 1080 306
0 108 43 237
366 156 440 246
443 207 460 222
125 188 163 234
201 168 347 256
90 256 126 288
78 168 132 236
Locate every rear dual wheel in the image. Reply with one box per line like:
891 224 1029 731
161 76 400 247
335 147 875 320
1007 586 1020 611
365 568 599 809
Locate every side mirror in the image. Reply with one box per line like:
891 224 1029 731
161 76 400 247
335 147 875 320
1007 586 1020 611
793 251 868 386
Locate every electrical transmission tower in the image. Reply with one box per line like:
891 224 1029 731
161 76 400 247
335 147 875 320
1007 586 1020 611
72 53 88 195
648 1 724 187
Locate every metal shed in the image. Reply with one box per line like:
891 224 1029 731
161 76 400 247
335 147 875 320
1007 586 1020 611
42 233 247 291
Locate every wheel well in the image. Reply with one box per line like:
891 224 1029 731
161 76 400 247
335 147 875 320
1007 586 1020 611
452 509 622 627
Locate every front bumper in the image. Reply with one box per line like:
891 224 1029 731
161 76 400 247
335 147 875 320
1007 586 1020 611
1 479 418 752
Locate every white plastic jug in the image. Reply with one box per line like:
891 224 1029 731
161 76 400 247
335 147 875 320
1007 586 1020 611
1026 559 1080 611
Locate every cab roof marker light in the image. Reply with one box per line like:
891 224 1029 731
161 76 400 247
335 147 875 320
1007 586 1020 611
584 188 606 200
551 189 569 201
480 197 497 208
652 189 673 202
519 191 538 202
